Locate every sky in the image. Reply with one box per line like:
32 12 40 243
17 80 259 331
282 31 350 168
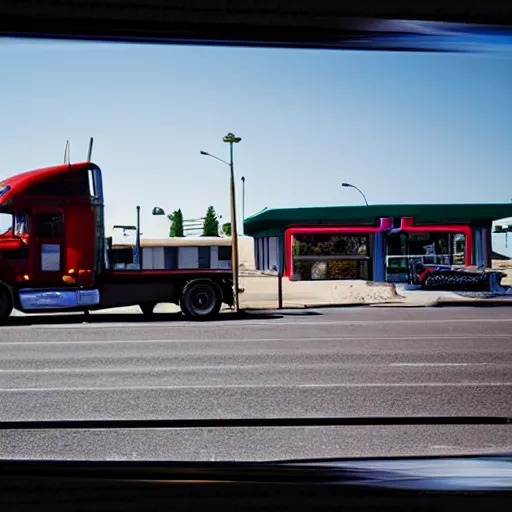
1 37 511 254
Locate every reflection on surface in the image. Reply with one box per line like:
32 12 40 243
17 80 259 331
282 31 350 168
292 234 371 280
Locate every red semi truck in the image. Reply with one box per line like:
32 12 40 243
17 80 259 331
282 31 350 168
0 161 234 323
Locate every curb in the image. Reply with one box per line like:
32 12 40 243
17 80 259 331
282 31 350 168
432 298 512 307
242 300 405 311
301 301 400 309
369 301 435 308
240 309 321 316
242 297 512 311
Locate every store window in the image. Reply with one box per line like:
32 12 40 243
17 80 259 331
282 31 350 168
386 231 467 282
291 233 371 281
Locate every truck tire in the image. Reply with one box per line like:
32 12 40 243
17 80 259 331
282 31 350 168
0 286 13 325
139 302 157 316
180 279 222 320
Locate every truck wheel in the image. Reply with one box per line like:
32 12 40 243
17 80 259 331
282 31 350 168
0 287 13 325
180 279 222 320
139 302 157 316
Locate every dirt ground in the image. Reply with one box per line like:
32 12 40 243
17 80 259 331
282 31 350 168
492 259 512 286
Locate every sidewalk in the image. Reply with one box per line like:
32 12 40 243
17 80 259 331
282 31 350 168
380 284 512 308
239 275 512 310
238 274 401 309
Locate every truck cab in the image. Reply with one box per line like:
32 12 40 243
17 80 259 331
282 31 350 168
0 162 234 323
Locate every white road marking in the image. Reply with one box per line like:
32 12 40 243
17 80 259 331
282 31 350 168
2 316 512 331
211 318 512 327
1 334 511 346
0 382 511 392
0 362 510 374
391 363 472 367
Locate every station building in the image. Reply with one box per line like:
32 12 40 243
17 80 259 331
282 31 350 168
243 204 512 282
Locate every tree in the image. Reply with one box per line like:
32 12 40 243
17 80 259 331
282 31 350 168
202 206 220 237
221 222 231 236
168 209 184 237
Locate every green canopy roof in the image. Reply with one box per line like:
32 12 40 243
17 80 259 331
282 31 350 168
243 203 512 237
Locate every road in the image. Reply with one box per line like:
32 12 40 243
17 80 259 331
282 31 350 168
0 306 511 461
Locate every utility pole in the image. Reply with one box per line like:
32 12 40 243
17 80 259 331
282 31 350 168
223 133 242 313
200 133 242 312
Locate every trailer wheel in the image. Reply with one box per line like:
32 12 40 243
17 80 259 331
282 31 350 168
0 286 13 325
180 279 222 320
139 302 157 316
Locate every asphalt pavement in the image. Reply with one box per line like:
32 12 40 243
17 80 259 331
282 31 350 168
0 307 511 461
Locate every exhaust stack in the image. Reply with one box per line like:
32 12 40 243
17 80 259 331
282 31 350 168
63 140 70 164
87 137 94 162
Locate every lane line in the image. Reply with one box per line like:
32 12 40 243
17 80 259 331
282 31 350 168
1 362 511 373
1 382 511 392
1 334 511 346
390 363 473 367
2 317 512 331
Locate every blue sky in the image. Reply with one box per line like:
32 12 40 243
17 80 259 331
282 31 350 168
1 38 511 254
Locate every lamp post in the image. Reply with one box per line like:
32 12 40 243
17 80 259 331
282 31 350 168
342 182 369 206
135 205 141 270
200 132 242 312
241 176 246 235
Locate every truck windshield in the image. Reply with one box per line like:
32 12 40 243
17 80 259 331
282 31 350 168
0 184 10 198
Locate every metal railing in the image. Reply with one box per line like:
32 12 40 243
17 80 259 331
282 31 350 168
386 253 465 267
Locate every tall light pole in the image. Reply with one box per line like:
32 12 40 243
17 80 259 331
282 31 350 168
241 176 246 235
342 182 369 206
200 132 242 312
135 205 142 270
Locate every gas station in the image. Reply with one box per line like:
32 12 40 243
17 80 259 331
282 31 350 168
243 203 512 284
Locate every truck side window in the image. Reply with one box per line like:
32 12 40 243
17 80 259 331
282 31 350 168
34 213 64 238
14 214 29 236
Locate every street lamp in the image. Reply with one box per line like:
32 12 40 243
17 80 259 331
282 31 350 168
200 132 242 312
342 182 369 206
152 206 166 216
199 151 229 166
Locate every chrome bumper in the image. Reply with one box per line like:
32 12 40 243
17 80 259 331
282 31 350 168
18 288 100 310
